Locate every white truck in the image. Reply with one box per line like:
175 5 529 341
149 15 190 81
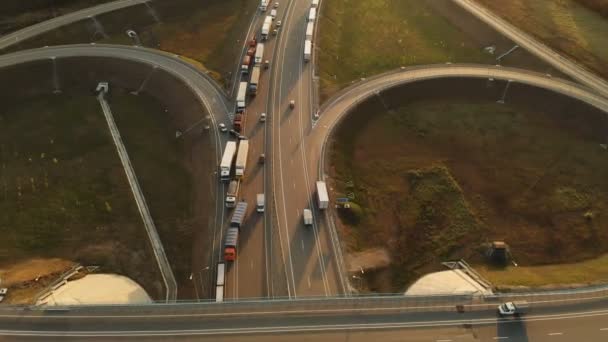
219 141 237 182
497 301 529 317
308 7 316 22
311 0 319 8
260 0 268 11
306 21 314 40
303 209 313 226
261 15 272 40
249 65 261 94
316 181 329 209
256 193 265 213
236 81 247 112
215 262 225 303
225 180 240 208
304 40 312 62
235 139 249 179
255 43 265 64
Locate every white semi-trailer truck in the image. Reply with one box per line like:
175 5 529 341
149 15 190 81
304 40 312 62
316 181 329 209
236 81 247 112
235 139 249 179
249 65 261 94
219 141 237 182
261 16 272 40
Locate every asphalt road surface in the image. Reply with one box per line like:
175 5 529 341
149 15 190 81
1 298 608 340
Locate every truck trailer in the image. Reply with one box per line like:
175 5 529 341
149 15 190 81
225 180 240 208
308 7 316 22
316 181 329 209
224 201 248 261
311 0 319 8
306 21 314 40
235 139 249 179
236 81 247 112
255 43 265 64
304 40 312 62
260 0 268 11
219 141 237 182
261 16 272 40
249 65 261 94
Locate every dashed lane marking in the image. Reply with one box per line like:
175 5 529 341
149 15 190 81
548 332 563 336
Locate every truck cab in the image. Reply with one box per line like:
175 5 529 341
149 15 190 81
498 301 529 317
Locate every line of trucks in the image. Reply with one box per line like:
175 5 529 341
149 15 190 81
303 0 319 62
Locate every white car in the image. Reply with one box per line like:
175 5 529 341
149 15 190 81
274 2 279 8
260 113 267 122
0 288 7 295
219 123 227 132
276 20 282 27
270 9 277 19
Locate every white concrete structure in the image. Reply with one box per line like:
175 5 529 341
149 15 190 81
37 274 152 306
405 270 493 296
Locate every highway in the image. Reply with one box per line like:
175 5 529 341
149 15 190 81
0 0 154 50
1 297 608 340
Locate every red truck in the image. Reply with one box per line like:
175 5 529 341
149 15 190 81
246 46 256 57
233 113 243 132
248 36 257 48
224 202 248 261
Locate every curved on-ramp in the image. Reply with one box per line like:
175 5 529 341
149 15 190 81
0 44 230 301
0 0 151 50
308 64 608 297
312 64 608 171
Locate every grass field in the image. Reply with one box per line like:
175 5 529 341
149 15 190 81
0 91 197 302
317 0 495 102
330 97 608 291
95 0 257 86
0 0 113 35
474 0 608 81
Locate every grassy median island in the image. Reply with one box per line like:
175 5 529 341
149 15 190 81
0 93 164 302
330 97 608 292
0 91 200 303
473 0 608 81
317 0 496 101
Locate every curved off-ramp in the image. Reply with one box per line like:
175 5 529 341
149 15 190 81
0 0 152 50
0 44 230 301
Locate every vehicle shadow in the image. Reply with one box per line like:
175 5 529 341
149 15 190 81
496 317 530 342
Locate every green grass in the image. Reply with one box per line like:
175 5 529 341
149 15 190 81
100 0 257 85
478 254 608 288
317 0 495 101
330 97 608 291
0 92 197 300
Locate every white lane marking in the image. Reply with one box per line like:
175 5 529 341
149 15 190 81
293 182 296 189
250 260 254 271
548 332 563 336
493 337 509 340
301 239 305 251
601 328 608 331
436 340 452 342
307 276 311 288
